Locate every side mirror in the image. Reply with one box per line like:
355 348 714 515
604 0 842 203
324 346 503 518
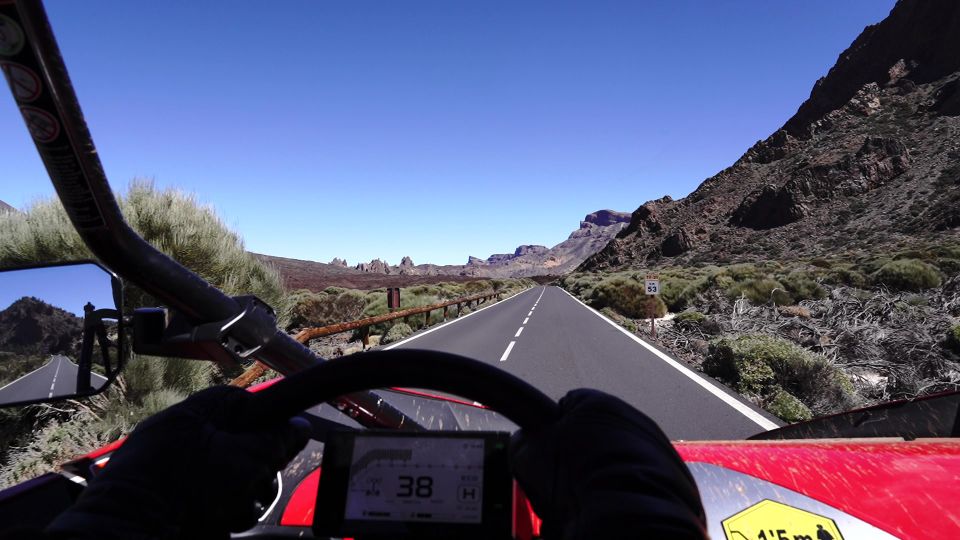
0 261 123 408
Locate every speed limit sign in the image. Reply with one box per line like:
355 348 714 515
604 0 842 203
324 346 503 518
645 274 660 295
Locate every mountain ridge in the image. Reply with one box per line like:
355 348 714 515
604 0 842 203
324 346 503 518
581 0 960 271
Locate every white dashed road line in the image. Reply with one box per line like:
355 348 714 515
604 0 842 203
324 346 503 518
523 317 529 325
48 356 63 398
499 341 516 362
515 327 524 337
382 287 535 350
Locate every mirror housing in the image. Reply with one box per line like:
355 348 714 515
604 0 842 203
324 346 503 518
0 261 124 408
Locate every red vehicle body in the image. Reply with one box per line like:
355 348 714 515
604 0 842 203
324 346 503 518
50 380 960 539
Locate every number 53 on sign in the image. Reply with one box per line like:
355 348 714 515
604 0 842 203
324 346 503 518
644 274 660 295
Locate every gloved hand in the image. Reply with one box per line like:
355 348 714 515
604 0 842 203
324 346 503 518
510 389 707 540
46 385 311 540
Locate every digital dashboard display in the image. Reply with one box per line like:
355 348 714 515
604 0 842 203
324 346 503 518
343 435 485 524
314 430 511 539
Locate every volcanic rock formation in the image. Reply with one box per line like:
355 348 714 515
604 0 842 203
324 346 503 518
581 0 960 270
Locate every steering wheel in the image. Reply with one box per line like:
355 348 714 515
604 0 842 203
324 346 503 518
245 349 561 431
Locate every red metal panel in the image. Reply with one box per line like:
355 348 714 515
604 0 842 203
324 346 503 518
676 440 960 538
280 467 321 527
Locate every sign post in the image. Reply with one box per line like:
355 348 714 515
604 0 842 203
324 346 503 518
387 287 400 311
644 274 660 338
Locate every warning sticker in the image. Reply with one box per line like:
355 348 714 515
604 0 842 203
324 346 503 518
722 499 844 540
19 105 61 143
0 13 24 56
1 61 41 102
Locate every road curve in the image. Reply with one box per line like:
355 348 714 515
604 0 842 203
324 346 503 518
386 286 781 440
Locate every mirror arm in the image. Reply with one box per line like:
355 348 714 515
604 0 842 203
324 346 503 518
78 306 120 394
131 296 277 366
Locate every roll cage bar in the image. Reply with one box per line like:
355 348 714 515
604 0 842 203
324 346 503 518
2 0 420 431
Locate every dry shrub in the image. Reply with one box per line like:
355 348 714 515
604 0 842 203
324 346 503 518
873 259 942 291
704 335 855 420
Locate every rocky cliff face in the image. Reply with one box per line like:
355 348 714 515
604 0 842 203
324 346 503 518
0 200 14 214
0 297 82 356
582 0 960 271
460 210 630 277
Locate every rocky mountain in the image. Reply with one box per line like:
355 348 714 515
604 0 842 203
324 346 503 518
254 208 629 289
464 210 631 276
582 0 960 271
0 297 82 356
0 200 14 214
251 253 483 291
332 209 630 279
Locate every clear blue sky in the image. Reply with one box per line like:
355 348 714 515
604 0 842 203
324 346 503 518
1 264 116 317
1 1 896 266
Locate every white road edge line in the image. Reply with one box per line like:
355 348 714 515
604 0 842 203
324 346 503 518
64 359 109 383
523 317 529 325
383 287 536 350
499 341 516 362
557 287 779 431
515 327 524 337
0 356 56 393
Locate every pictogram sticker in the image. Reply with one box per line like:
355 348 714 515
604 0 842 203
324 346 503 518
0 13 25 56
1 61 41 101
722 499 844 540
19 105 61 143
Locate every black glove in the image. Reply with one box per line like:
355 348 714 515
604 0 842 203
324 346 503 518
46 385 311 540
510 389 707 540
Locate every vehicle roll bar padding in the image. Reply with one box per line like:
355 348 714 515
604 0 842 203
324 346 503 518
247 350 562 432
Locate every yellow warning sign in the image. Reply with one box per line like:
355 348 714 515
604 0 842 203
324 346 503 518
722 499 844 540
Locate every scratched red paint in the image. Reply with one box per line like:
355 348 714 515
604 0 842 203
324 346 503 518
677 440 960 538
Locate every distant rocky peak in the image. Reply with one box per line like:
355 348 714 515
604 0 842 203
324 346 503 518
580 209 631 228
0 200 14 213
356 259 391 274
329 257 348 267
513 245 548 257
399 256 415 267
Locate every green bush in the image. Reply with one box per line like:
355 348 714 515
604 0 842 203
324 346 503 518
592 279 665 318
872 259 942 291
726 278 793 305
823 267 868 288
704 335 855 419
659 277 708 312
767 389 813 422
382 323 414 345
674 310 706 325
0 181 288 318
779 271 827 302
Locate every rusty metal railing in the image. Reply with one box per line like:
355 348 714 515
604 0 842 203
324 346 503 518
230 290 501 388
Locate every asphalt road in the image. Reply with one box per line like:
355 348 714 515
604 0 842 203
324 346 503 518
0 355 108 404
386 286 781 440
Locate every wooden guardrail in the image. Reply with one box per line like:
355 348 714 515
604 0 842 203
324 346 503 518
292 291 499 344
230 290 501 388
